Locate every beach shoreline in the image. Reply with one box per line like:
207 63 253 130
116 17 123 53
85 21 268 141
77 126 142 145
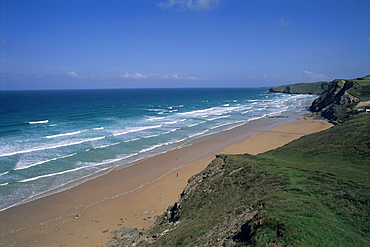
0 110 332 246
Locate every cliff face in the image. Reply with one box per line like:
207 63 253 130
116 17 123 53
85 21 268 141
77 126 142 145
108 155 283 246
136 155 264 246
158 156 229 224
310 79 360 122
269 78 361 122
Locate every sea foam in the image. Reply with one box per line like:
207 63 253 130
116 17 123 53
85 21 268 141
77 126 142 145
14 153 77 171
113 125 162 136
0 136 105 157
45 130 82 139
28 120 49 124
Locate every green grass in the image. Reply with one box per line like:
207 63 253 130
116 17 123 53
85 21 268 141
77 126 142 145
141 156 284 246
270 81 330 95
139 114 370 246
254 114 370 246
348 75 370 101
261 113 370 185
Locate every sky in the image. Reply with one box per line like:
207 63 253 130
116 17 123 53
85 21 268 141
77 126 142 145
0 0 369 90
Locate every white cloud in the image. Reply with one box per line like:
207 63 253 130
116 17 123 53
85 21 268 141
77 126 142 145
158 0 220 11
120 72 147 79
161 73 204 80
367 37 370 43
161 73 180 79
303 71 329 81
67 71 79 77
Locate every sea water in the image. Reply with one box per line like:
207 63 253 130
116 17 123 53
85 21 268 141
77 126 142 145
0 88 316 211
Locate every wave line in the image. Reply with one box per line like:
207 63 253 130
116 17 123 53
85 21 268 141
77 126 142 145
113 125 162 137
45 131 82 139
14 153 78 171
28 120 48 124
0 136 105 157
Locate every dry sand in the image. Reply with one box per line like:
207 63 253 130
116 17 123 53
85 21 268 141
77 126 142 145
0 116 332 246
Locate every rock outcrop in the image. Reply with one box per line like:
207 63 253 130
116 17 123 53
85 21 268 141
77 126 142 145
310 79 360 122
270 76 369 123
157 155 228 224
106 228 144 247
104 155 275 246
111 154 282 246
103 157 229 246
138 156 232 244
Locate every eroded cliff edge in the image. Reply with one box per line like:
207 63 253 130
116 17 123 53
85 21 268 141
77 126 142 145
106 155 282 246
309 79 360 123
272 76 370 123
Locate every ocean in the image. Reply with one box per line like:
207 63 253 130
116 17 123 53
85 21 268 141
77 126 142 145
0 88 316 211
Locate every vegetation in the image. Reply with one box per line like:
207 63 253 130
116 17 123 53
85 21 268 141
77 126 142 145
269 82 330 95
256 113 370 246
348 75 370 101
139 113 370 246
270 75 370 99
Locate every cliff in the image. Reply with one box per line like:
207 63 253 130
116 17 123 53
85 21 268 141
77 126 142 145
270 76 370 123
106 155 271 246
309 79 360 122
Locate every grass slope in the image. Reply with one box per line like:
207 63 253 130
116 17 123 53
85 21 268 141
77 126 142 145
141 114 370 246
256 113 370 246
348 75 370 101
270 82 330 95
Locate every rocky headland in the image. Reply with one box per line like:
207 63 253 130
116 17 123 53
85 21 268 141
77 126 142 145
309 79 360 122
269 81 331 95
272 75 370 123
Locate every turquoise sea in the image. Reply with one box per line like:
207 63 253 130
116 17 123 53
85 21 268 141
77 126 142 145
0 88 316 211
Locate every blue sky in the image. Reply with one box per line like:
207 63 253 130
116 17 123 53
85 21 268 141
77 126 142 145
1 0 369 90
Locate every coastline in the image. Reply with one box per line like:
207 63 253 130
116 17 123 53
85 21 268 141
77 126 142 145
0 111 332 246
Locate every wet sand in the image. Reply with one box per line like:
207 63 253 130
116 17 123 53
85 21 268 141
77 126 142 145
0 115 332 246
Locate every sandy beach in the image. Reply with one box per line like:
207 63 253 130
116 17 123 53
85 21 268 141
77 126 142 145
0 115 332 246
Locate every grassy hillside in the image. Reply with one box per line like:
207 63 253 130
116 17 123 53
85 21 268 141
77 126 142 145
269 82 330 95
137 113 370 246
348 75 370 101
256 113 370 246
